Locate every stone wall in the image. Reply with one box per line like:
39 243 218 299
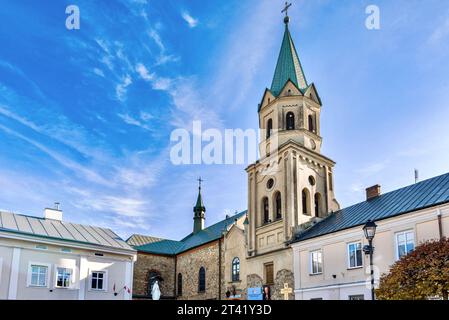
272 269 294 300
133 252 175 299
176 241 221 300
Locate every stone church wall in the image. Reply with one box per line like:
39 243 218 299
133 252 175 299
176 240 221 300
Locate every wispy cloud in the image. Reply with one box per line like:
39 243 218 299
115 74 133 101
182 11 199 28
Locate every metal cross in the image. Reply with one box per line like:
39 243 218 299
197 176 204 188
282 2 292 17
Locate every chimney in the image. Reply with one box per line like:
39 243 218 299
366 185 381 200
44 202 63 221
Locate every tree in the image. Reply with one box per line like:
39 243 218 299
376 237 449 300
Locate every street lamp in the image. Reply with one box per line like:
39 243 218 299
363 219 377 301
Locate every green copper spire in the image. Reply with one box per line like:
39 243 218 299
193 177 205 233
270 6 308 96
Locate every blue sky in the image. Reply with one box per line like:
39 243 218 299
1 0 449 240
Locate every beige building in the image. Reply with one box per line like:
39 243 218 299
244 9 339 300
0 206 136 300
290 175 449 300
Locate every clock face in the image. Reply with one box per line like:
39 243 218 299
311 139 316 150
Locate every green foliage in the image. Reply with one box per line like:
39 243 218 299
376 237 449 300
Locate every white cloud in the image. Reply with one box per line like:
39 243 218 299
182 11 199 28
429 15 449 43
115 74 133 101
93 68 105 77
135 63 154 81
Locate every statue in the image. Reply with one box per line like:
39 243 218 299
152 280 161 300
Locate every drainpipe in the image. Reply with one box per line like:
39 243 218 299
174 255 177 299
437 209 443 240
218 238 222 300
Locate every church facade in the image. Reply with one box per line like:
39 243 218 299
244 11 340 300
128 11 341 300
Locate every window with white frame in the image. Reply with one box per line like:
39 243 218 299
29 264 48 287
310 250 323 274
396 230 415 259
55 267 72 288
347 242 363 268
91 271 106 291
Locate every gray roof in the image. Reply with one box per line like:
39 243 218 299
0 211 135 252
126 234 164 247
293 172 449 242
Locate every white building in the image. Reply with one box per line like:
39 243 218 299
0 207 136 300
291 173 449 300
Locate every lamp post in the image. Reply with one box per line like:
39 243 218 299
363 219 377 301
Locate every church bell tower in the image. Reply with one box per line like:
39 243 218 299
245 6 340 258
193 178 206 234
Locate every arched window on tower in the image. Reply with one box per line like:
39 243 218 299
286 112 295 130
262 197 269 224
274 192 282 220
232 258 240 282
266 119 273 139
308 114 316 133
302 188 311 216
198 267 206 293
314 193 322 217
177 273 183 296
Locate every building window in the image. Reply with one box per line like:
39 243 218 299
274 192 282 220
286 112 295 130
308 114 316 133
264 263 274 285
177 273 183 296
310 250 323 275
232 258 240 282
308 176 316 186
266 178 274 190
29 264 48 287
349 295 365 300
91 271 106 291
302 188 311 216
266 119 273 139
56 267 72 288
198 267 206 292
396 230 415 260
262 197 269 224
314 193 322 217
347 242 363 268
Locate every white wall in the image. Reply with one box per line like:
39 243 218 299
0 236 135 300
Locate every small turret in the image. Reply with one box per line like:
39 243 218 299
193 177 206 233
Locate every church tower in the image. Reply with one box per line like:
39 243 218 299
244 4 339 298
193 178 206 233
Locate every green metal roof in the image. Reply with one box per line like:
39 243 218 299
270 25 308 96
132 211 247 255
293 172 449 243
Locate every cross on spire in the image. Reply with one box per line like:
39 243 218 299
281 2 292 24
197 176 204 189
282 2 292 16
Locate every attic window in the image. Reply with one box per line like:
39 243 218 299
268 98 271 103
287 89 292 96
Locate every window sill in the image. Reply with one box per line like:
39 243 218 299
347 266 363 271
309 273 323 276
228 280 242 284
